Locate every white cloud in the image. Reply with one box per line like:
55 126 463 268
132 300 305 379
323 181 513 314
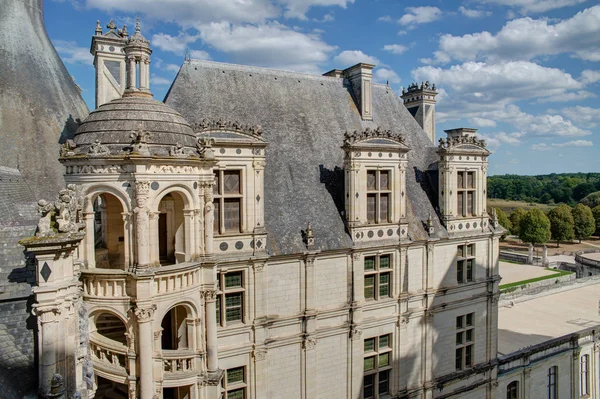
374 68 401 84
52 40 92 65
152 32 199 54
428 6 600 64
382 44 409 55
398 6 442 28
151 73 172 86
459 6 492 18
531 143 552 151
469 117 497 127
509 158 520 164
189 49 212 60
378 15 393 22
552 139 593 147
560 106 600 128
581 70 600 85
165 64 182 73
537 90 595 103
199 22 335 73
333 50 379 66
476 0 590 14
278 0 354 20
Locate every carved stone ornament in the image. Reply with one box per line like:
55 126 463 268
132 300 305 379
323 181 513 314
169 142 189 158
305 221 315 249
88 139 111 157
60 139 76 157
36 184 85 235
134 304 157 322
437 135 487 151
253 348 268 361
402 81 436 95
135 180 150 198
48 373 66 397
130 126 152 156
303 337 317 350
343 127 405 146
67 164 126 174
196 137 216 160
203 290 217 301
350 326 363 340
192 118 263 138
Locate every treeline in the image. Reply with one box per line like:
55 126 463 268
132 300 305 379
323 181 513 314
488 173 600 205
496 204 600 246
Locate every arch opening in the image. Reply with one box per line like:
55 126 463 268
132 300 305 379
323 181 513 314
163 385 192 399
157 192 187 265
161 305 191 350
93 312 127 345
95 376 128 399
93 193 126 269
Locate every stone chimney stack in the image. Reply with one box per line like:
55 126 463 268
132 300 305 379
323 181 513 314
324 63 375 120
91 19 128 108
401 81 438 143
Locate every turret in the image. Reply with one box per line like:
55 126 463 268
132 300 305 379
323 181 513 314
401 81 438 143
91 19 128 108
124 19 152 96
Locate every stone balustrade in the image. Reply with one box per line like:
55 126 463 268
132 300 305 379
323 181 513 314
162 350 197 377
90 333 129 377
81 269 129 298
154 266 200 295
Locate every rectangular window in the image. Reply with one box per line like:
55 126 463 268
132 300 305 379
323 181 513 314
456 313 475 370
457 244 475 284
213 170 243 235
364 254 393 300
366 169 392 224
581 355 589 396
364 334 392 399
548 366 557 399
223 366 246 399
457 171 476 217
217 271 245 326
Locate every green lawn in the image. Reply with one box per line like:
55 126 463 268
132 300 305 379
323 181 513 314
499 268 573 292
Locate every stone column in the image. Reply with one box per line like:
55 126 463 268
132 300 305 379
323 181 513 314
83 212 96 267
528 244 534 265
35 305 61 396
140 56 149 90
184 209 194 261
204 184 215 255
127 55 136 90
122 212 132 269
134 181 151 268
148 212 160 265
134 304 156 399
204 290 219 372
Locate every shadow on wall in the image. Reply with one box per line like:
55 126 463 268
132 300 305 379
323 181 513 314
58 114 82 144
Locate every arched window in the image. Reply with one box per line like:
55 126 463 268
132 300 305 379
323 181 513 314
506 381 518 399
548 366 558 399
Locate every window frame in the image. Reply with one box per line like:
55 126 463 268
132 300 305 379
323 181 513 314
213 169 244 235
580 355 589 396
457 170 476 217
455 313 474 371
363 334 392 399
364 254 393 301
548 365 558 399
457 244 475 284
222 366 247 399
506 381 518 399
366 169 392 224
216 270 245 327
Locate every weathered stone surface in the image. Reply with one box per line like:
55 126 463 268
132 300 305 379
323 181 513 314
0 0 89 200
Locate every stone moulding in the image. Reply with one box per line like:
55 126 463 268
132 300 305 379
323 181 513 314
437 136 487 151
192 118 263 138
343 127 406 146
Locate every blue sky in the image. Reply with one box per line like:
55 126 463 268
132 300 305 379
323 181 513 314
45 0 600 176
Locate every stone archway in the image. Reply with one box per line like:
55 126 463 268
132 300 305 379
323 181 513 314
93 193 126 269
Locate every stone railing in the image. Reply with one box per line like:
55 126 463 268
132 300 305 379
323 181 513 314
90 333 129 376
154 265 200 295
162 350 197 377
81 269 129 298
576 250 600 268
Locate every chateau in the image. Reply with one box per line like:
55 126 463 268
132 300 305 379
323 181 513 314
1 2 599 399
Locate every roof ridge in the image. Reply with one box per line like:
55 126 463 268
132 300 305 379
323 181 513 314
187 59 344 83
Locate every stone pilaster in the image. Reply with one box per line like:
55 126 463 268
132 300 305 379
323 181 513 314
204 290 219 372
134 181 150 268
134 304 156 399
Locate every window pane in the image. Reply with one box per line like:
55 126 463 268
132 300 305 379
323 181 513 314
364 338 375 353
364 257 375 271
379 335 390 349
379 273 390 297
455 348 463 370
457 192 464 217
367 195 376 224
466 313 473 326
457 172 464 189
223 171 240 194
467 192 474 216
466 260 473 281
214 200 220 234
378 370 390 395
380 171 389 190
225 293 242 322
467 244 474 256
456 316 463 329
457 246 464 258
227 388 245 399
363 374 375 399
467 172 474 189
466 329 473 342
378 353 389 367
364 275 375 299
364 356 375 371
225 272 243 288
367 171 376 190
213 173 220 194
456 332 463 345
379 255 391 269
457 261 464 284
224 199 241 232
216 296 222 325
465 344 473 366
227 367 245 384
379 194 389 223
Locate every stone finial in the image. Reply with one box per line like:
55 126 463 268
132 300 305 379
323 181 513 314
402 81 437 95
343 126 405 146
130 126 152 156
60 140 76 157
169 142 188 158
107 19 117 32
426 213 434 235
491 207 499 228
36 199 56 237
192 118 263 138
437 134 487 151
120 24 129 39
306 222 315 249
95 20 102 35
135 17 141 33
88 140 110 157
185 50 190 62
197 137 215 160
47 373 65 398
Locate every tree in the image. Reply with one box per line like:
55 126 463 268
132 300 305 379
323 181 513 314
509 208 526 236
547 204 574 247
593 205 600 236
573 182 596 201
580 191 600 208
572 204 596 243
495 208 511 240
519 209 551 245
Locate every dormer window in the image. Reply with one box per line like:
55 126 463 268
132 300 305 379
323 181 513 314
367 170 391 224
457 171 475 217
213 170 243 235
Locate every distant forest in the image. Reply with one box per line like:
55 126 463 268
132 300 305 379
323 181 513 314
488 173 600 205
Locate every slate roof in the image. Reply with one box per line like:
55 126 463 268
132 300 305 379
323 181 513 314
165 60 447 255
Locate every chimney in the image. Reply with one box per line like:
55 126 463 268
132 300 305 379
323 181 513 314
443 127 478 140
401 81 438 143
91 19 128 108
